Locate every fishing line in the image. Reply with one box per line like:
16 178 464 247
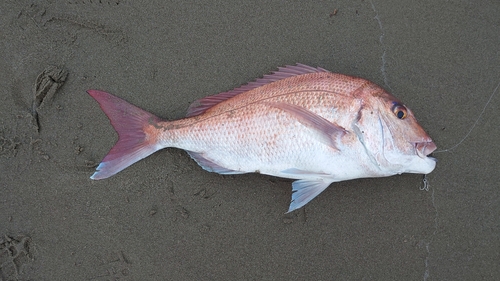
370 0 393 92
433 80 500 154
421 80 499 191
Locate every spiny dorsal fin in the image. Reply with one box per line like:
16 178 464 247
186 63 329 117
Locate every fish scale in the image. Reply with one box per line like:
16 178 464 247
169 102 331 165
88 63 436 212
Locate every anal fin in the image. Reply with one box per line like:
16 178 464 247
187 151 247 175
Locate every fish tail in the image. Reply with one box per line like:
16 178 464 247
87 90 163 180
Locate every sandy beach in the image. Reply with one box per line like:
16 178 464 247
1 1 499 280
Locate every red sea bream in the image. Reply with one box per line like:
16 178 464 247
88 64 437 212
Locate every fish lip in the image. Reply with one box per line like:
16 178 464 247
414 141 437 158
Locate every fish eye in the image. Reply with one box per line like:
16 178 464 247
392 103 407 119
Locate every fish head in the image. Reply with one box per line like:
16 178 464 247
354 84 437 175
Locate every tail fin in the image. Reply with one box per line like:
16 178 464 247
88 90 163 180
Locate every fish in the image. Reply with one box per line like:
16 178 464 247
88 63 437 212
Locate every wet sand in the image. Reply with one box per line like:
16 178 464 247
1 1 499 280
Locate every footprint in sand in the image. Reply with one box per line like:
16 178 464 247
0 235 32 281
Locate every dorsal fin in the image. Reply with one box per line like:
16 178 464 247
186 63 329 117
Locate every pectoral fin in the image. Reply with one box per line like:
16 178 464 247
288 179 332 213
267 102 346 150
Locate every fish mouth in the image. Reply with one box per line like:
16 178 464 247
414 141 437 158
